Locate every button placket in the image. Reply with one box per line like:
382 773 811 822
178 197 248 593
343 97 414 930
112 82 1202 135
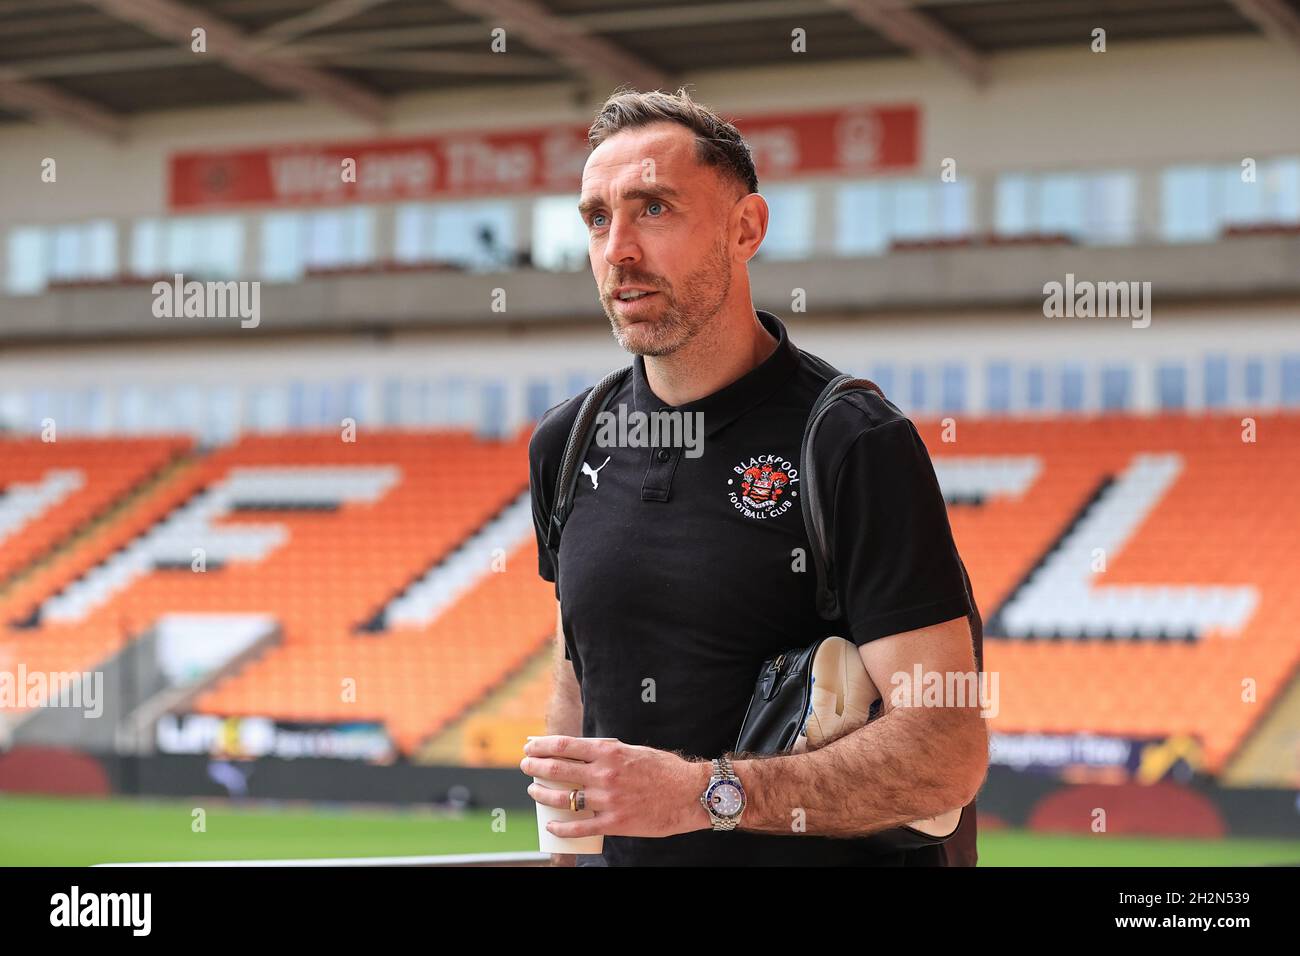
641 443 681 502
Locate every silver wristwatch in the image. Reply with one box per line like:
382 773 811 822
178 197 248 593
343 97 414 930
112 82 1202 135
699 755 746 831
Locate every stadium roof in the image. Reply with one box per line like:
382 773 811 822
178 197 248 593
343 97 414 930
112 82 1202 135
0 0 1296 138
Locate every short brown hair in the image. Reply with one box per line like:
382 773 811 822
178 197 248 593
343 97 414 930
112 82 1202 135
587 86 758 198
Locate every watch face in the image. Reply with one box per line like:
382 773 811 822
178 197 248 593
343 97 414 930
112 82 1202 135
709 781 744 817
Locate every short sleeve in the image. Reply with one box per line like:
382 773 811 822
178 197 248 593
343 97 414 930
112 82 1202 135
828 417 971 645
528 388 601 665
527 418 561 588
527 414 569 661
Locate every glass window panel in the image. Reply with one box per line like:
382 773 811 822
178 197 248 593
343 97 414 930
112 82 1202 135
80 220 116 278
836 183 886 255
1060 363 1086 412
1039 175 1086 237
986 362 1013 414
1157 363 1188 410
1243 357 1265 403
49 224 82 280
940 364 966 413
1100 365 1131 411
262 213 304 281
6 227 46 294
996 175 1031 235
758 185 814 259
889 180 931 241
1282 355 1300 406
937 180 971 237
1203 355 1229 408
531 194 588 271
1026 366 1047 411
1162 166 1215 242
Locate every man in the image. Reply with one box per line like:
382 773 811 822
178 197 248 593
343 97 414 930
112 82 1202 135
523 87 987 866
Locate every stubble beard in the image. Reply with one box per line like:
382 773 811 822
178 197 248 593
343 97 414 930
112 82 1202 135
605 238 732 357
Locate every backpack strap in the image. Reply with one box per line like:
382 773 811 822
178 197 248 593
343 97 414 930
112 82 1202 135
800 373 886 621
546 365 633 554
800 371 985 665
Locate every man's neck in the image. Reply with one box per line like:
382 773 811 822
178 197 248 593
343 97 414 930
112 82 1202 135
644 306 779 407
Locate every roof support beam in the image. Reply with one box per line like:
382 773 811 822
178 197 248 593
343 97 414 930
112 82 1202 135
0 72 126 139
315 51 558 77
440 0 672 93
7 3 824 81
1228 0 1300 49
82 0 386 123
826 0 988 85
250 0 398 52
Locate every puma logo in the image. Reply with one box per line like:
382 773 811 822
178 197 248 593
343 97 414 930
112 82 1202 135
582 456 611 489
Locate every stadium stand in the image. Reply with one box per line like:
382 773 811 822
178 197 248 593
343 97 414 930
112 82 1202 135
2 413 1294 770
3 4 1300 867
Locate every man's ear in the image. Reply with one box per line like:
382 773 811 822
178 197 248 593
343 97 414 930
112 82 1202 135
732 192 768 263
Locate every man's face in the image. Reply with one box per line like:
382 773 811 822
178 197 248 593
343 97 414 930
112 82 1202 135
579 122 739 357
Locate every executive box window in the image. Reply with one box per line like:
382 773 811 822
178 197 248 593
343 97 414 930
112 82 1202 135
1243 357 1266 404
286 379 364 429
986 362 1013 415
7 219 117 294
1203 355 1229 409
1161 157 1300 242
940 364 967 413
381 378 403 427
907 366 929 413
532 194 590 272
1283 355 1300 406
996 170 1136 244
202 385 240 445
1156 363 1188 410
479 380 508 439
754 185 814 260
396 200 514 272
525 379 554 421
836 178 972 255
868 365 897 402
262 208 375 281
1060 363 1086 413
133 216 242 280
1100 365 1132 412
246 384 290 432
565 371 596 399
1025 366 1047 412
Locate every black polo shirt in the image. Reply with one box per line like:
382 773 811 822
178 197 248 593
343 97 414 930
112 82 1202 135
527 309 978 866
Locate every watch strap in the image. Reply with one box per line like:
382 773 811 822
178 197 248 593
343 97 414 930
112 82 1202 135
701 755 745 831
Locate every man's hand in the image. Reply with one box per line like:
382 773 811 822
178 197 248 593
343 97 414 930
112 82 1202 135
521 736 712 839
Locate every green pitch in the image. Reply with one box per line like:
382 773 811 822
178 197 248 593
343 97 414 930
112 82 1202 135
2 794 1297 867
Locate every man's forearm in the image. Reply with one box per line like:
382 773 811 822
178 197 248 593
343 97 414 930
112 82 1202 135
730 706 986 838
546 685 583 737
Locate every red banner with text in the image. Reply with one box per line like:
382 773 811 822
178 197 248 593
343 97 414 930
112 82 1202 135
168 104 919 211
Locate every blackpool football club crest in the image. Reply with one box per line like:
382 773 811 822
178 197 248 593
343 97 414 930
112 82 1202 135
727 454 798 519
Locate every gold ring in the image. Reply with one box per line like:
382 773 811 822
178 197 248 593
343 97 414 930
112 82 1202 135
569 789 579 812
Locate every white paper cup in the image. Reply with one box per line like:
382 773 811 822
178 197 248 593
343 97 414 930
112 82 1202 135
533 766 603 854
528 737 617 855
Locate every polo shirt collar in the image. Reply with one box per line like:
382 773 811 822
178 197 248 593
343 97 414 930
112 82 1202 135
630 309 801 439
